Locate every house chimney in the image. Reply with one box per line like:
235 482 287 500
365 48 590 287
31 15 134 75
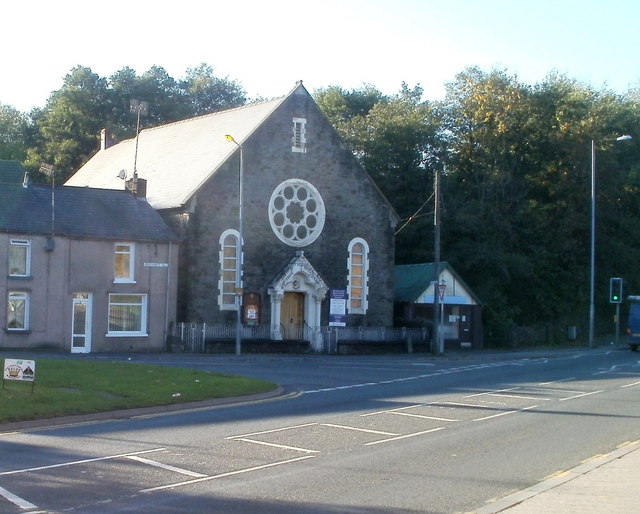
100 128 116 150
125 177 147 198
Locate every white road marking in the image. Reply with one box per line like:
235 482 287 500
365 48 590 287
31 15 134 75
487 393 551 400
365 427 445 446
436 401 487 409
0 448 166 476
559 390 603 401
473 404 538 421
465 387 520 398
361 404 429 417
226 423 317 439
140 455 316 493
303 359 550 393
126 455 207 477
539 378 576 385
233 437 319 454
0 484 38 510
392 411 459 422
528 385 586 394
621 380 640 388
320 423 399 435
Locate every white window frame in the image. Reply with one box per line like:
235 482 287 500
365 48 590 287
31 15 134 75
292 117 307 153
347 238 369 314
107 293 147 336
9 239 31 277
7 291 29 331
114 242 136 283
218 229 242 310
268 179 325 247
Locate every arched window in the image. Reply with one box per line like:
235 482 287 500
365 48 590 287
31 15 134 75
347 238 369 314
218 229 241 310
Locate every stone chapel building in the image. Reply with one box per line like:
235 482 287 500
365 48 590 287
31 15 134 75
66 82 398 350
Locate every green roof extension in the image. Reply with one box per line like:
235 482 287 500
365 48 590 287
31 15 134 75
394 261 481 304
0 160 27 184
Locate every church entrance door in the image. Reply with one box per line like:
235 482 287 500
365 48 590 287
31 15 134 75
281 292 304 340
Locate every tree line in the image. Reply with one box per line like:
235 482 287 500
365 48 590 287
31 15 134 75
2 63 639 345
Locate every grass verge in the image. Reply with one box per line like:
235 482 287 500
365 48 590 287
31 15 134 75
0 359 276 424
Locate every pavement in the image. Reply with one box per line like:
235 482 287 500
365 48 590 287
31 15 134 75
474 440 640 513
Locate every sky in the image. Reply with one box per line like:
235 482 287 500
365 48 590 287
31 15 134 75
3 0 640 113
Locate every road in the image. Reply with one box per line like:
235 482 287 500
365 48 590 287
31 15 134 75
1 348 639 513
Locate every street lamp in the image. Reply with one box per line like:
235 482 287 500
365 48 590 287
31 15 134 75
225 134 244 356
589 134 632 348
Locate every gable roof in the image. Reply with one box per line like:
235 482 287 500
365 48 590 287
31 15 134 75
0 160 27 185
394 262 481 304
65 90 291 210
0 183 178 242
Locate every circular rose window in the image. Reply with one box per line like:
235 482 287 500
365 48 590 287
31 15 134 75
268 179 325 246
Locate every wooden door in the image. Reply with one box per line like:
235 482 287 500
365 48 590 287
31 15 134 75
281 292 304 340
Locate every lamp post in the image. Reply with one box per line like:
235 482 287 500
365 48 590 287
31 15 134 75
225 134 244 356
588 135 632 348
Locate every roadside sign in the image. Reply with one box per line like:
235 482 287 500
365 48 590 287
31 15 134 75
3 358 36 391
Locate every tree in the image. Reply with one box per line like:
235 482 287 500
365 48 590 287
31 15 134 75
0 103 28 161
25 66 109 182
316 84 443 263
181 63 246 115
24 63 248 182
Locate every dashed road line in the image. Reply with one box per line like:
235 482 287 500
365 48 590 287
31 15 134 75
303 359 551 393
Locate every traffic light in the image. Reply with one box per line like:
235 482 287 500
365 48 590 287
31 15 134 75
610 277 623 304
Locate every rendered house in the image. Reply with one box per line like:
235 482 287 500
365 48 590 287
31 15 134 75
66 82 399 350
0 178 179 353
394 262 483 349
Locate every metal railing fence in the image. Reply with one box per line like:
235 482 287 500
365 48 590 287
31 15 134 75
170 323 429 353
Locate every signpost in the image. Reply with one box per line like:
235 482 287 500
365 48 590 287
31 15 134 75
3 358 36 392
329 289 347 327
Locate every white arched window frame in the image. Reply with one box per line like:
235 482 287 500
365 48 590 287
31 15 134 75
218 229 242 310
347 238 369 314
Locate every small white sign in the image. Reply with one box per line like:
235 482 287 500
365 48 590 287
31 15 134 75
144 262 169 268
3 359 36 382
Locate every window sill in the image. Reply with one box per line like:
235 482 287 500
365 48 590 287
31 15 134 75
106 332 148 338
7 275 32 280
4 328 31 334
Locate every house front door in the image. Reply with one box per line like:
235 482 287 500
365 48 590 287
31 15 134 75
281 292 304 340
71 293 92 353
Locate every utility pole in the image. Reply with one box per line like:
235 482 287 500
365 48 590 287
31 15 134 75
433 166 442 354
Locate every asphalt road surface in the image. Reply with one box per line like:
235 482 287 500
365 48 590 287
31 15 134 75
1 348 639 513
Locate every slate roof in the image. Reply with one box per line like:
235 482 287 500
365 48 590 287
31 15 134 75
65 90 290 210
0 160 27 185
0 183 178 242
394 262 481 304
